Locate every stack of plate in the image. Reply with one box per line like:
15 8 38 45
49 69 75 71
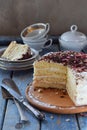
0 48 39 71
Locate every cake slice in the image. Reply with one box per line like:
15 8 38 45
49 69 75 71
1 41 31 61
33 51 87 106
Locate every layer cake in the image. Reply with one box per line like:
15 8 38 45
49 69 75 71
33 51 87 106
1 41 31 61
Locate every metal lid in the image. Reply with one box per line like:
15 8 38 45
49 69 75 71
60 25 87 42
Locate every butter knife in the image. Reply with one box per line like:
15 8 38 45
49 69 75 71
1 79 45 120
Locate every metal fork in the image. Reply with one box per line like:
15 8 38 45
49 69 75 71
14 99 29 129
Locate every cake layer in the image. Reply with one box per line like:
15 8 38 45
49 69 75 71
33 76 66 89
33 81 65 89
34 68 66 78
34 60 67 71
34 75 66 80
34 61 66 78
33 60 67 89
34 76 66 84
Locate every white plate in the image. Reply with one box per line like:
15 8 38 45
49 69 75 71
0 47 39 71
0 48 39 62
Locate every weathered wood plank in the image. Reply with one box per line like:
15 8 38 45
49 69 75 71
77 113 87 130
0 70 12 130
2 99 40 130
2 100 21 130
41 112 79 130
9 69 40 130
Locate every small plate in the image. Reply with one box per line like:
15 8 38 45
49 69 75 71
0 48 39 71
0 48 39 63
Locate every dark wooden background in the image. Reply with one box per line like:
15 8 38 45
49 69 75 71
0 0 87 36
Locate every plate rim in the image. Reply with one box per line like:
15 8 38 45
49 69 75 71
0 64 33 71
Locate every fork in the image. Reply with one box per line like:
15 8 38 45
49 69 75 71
14 99 29 129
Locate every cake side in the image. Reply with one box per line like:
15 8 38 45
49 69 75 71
33 60 67 89
1 41 31 61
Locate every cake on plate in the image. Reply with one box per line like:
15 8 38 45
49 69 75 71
1 41 31 61
33 51 87 106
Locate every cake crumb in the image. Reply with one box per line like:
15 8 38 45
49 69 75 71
36 95 40 98
39 96 42 99
55 92 58 95
62 89 66 92
50 115 54 119
38 88 43 93
65 119 70 122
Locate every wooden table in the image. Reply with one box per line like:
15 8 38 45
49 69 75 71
0 36 87 130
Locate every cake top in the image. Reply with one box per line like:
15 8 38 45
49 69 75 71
1 41 32 61
39 51 87 72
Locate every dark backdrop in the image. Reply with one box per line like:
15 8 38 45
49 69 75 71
0 0 87 36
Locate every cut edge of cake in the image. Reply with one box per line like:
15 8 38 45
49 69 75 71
33 60 67 89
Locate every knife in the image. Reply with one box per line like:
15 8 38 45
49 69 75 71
2 89 28 123
1 79 45 120
1 79 28 123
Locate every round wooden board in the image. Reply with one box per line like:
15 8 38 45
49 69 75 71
26 84 87 114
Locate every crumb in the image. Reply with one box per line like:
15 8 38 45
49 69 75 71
38 88 43 93
55 92 58 95
36 95 40 98
62 89 67 95
50 115 54 119
62 89 66 92
39 96 42 99
65 119 70 122
60 95 64 98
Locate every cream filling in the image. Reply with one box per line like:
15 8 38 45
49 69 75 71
34 67 67 74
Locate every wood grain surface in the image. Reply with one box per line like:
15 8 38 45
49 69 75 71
0 41 87 130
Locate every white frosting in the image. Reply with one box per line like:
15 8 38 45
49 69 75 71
73 71 87 106
76 72 87 105
66 68 87 106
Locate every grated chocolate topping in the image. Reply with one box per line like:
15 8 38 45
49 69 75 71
39 51 87 72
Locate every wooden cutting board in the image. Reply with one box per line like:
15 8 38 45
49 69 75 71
26 84 87 114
